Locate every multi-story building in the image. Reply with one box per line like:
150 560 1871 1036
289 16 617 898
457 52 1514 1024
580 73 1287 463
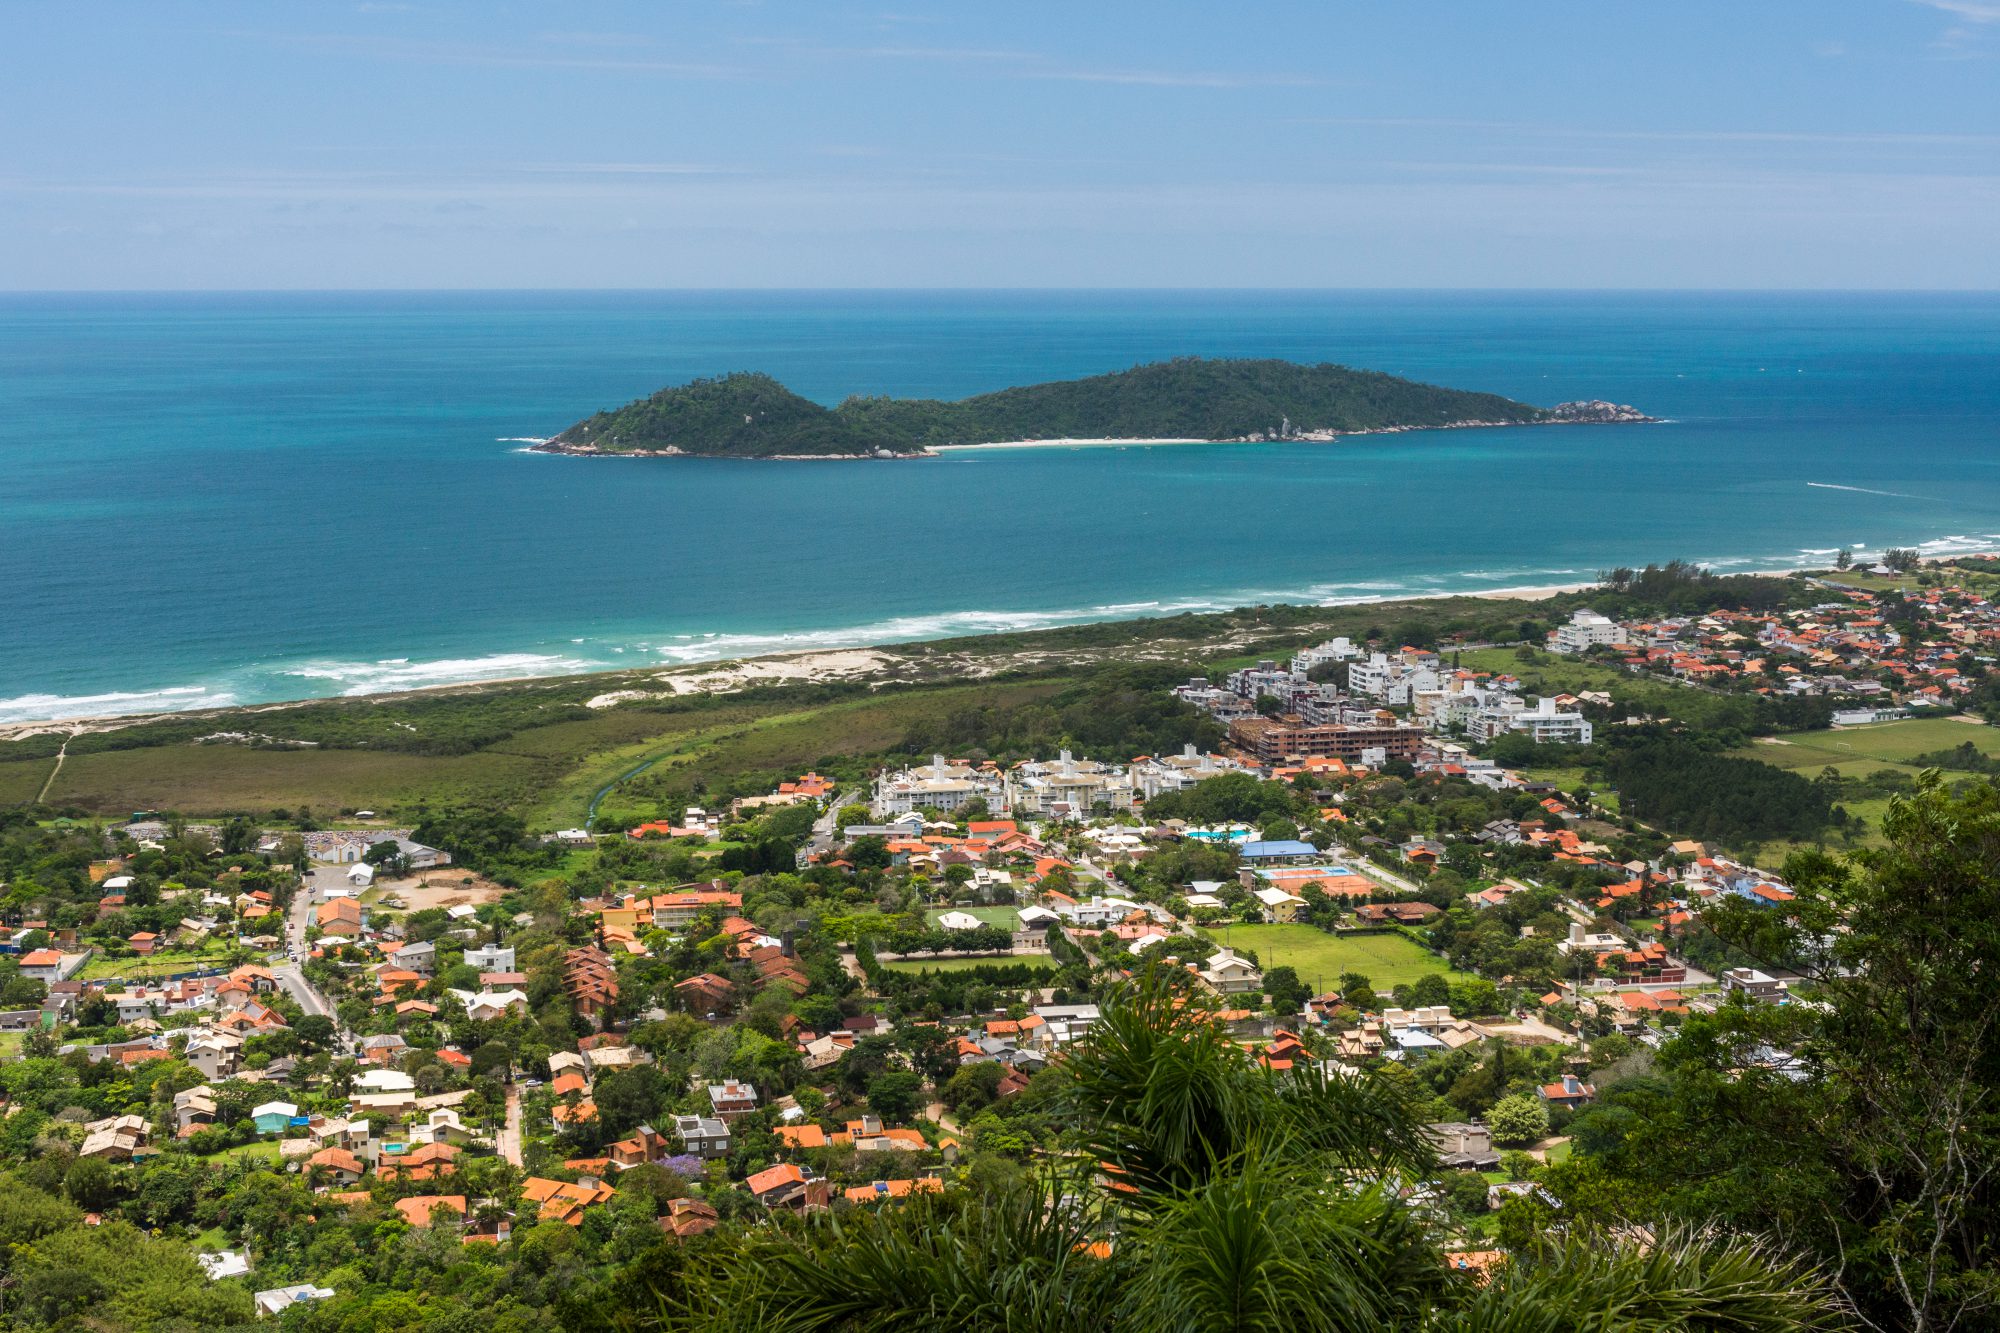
1467 696 1593 745
1550 609 1629 655
1004 750 1136 817
873 756 1007 815
1226 715 1426 765
1130 744 1247 799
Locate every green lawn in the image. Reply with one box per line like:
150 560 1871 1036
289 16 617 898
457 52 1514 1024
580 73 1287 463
1745 716 1998 769
1459 647 1633 696
78 945 245 982
881 955 1054 974
1198 925 1472 992
201 1140 283 1164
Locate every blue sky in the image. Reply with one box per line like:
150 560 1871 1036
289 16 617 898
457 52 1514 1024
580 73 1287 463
3 1 1996 289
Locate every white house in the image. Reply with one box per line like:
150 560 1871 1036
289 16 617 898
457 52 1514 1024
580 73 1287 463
936 911 984 932
1198 948 1264 996
347 863 375 888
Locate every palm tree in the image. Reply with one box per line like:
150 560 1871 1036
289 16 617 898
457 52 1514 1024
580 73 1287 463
664 968 1850 1332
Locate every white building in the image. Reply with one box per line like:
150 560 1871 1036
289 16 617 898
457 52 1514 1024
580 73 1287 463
1468 696 1593 745
1131 744 1247 800
1291 637 1363 673
1347 653 1441 706
1551 610 1629 656
1198 948 1264 996
873 756 1007 816
1004 750 1137 817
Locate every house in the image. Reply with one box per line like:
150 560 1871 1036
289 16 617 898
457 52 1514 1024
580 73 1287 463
662 1197 719 1240
464 943 515 972
255 1285 336 1318
377 1142 461 1182
1721 967 1789 1001
391 940 437 975
197 1250 252 1281
708 1081 759 1121
174 1088 219 1136
743 1162 829 1212
79 1115 149 1161
674 973 735 1013
183 1032 241 1082
1197 948 1263 997
843 1178 944 1206
936 910 984 932
252 1101 301 1134
671 1113 732 1159
307 1147 366 1185
1538 1075 1596 1110
1251 886 1307 922
448 988 528 1022
19 948 86 984
1428 1122 1501 1171
393 1193 467 1227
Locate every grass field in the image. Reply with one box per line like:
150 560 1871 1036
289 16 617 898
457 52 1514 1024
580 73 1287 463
1733 716 1998 866
1199 924 1472 991
881 955 1054 974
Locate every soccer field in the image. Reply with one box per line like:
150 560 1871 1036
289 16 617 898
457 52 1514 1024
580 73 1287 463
1199 924 1471 991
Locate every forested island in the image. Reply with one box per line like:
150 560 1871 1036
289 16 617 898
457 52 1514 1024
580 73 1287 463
535 357 1654 459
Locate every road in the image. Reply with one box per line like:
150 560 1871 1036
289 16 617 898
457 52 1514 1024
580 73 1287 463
498 1086 523 1167
805 789 861 861
271 868 345 1040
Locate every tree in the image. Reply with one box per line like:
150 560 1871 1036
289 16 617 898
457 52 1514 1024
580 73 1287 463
1262 965 1310 1016
1835 547 1853 571
866 1070 925 1124
1487 1092 1550 1147
666 967 1850 1331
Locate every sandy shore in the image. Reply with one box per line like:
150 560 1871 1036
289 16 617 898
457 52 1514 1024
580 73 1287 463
0 557 1924 741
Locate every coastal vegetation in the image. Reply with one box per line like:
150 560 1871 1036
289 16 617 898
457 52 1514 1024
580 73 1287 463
542 358 1650 458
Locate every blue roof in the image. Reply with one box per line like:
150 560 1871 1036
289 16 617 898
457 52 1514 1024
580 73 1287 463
1239 840 1315 858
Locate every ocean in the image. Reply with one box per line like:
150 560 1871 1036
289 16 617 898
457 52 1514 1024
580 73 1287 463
2 290 1997 725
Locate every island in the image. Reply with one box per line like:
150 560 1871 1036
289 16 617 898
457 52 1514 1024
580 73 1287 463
532 357 1655 459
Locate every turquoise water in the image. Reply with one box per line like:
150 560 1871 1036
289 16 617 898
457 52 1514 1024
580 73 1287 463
2 291 1997 724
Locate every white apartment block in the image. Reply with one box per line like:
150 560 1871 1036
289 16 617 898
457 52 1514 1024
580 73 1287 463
873 756 1007 816
1004 750 1137 817
1130 744 1247 800
1468 696 1594 745
1551 610 1630 655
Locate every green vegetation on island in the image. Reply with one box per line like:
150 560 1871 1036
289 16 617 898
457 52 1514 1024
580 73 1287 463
540 358 1652 458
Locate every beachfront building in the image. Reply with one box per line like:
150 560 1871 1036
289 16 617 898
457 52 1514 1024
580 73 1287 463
1551 610 1630 656
873 756 1006 816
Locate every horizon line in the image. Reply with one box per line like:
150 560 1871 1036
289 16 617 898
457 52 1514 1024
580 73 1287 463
3 285 1998 297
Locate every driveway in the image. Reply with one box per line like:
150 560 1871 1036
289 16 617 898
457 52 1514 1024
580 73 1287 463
498 1085 523 1167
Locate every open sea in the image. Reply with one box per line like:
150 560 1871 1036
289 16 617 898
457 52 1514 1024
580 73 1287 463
2 290 1998 725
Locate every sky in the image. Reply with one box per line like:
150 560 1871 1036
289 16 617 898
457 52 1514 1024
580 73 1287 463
2 1 1997 289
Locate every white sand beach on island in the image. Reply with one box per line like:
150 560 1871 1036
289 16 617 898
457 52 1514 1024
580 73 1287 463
929 437 1213 452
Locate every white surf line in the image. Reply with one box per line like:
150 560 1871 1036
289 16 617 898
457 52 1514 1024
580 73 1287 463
1806 482 1934 501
